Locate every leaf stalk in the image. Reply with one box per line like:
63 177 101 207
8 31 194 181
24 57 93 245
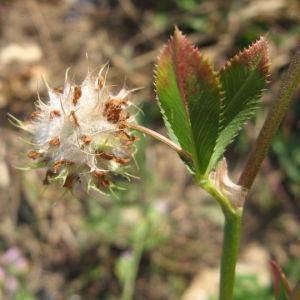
124 122 193 163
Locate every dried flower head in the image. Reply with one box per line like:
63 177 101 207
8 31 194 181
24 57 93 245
10 65 139 192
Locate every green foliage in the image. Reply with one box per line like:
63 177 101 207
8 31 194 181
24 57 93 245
272 133 300 182
83 168 171 299
155 27 269 180
176 0 199 11
84 198 169 251
15 290 36 300
285 259 300 285
234 274 273 300
208 274 273 300
115 251 135 286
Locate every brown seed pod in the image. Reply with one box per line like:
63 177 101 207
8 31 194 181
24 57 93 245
103 98 128 123
63 173 80 189
110 98 128 107
81 135 92 145
43 169 55 185
94 170 110 188
49 136 60 146
95 150 114 160
30 111 42 120
49 110 61 119
73 86 82 106
97 76 105 90
113 156 131 164
95 149 130 164
53 87 64 94
70 110 80 127
116 130 139 146
53 160 73 173
28 150 43 159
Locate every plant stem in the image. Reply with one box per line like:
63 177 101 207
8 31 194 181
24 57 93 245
121 222 147 300
200 180 243 300
124 122 193 163
239 44 300 189
219 208 243 300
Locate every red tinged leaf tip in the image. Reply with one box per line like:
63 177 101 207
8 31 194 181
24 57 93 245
172 27 220 98
270 260 292 297
156 27 220 105
229 36 269 77
270 260 281 297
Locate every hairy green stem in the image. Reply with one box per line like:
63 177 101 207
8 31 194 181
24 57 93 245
201 180 243 300
239 44 300 189
121 222 148 300
219 209 243 300
124 122 193 163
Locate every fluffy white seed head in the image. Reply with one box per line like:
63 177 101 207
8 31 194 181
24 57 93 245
22 65 139 192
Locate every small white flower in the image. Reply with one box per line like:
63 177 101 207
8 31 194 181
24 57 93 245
13 65 139 192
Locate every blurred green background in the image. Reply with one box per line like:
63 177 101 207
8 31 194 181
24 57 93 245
0 0 300 299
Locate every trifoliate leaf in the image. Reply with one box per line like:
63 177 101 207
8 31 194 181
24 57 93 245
155 27 222 177
155 28 269 180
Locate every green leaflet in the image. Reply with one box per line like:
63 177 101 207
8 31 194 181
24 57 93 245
208 37 269 171
155 28 269 179
155 45 193 153
155 27 221 177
